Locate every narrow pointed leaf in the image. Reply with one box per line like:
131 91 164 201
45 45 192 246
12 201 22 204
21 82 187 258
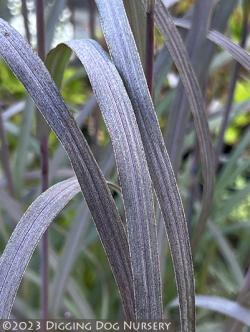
124 0 146 68
45 0 67 51
166 0 214 173
95 0 195 330
50 145 114 315
0 19 133 319
208 30 250 72
152 0 215 250
171 295 250 326
0 178 80 317
175 19 250 72
208 221 243 286
0 189 22 222
62 39 162 319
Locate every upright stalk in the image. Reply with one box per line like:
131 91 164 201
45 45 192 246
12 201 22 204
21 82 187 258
36 0 49 320
0 110 14 195
215 2 249 169
21 0 31 44
89 0 96 39
145 0 155 95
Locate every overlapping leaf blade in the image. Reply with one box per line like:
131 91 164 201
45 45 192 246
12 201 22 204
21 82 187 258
50 145 114 315
170 295 250 326
62 39 162 319
166 0 214 172
0 19 134 319
175 19 250 72
152 0 215 249
208 30 250 72
0 178 80 317
95 0 195 330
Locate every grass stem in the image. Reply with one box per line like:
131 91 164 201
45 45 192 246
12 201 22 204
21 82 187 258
21 0 31 44
145 1 155 95
36 0 49 320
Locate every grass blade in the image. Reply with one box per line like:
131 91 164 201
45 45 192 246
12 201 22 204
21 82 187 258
124 0 146 68
0 19 134 319
208 30 250 72
151 0 215 251
50 146 114 315
0 178 80 317
0 111 14 195
175 19 250 72
166 0 214 173
215 1 249 166
215 183 250 223
62 39 162 319
0 188 22 223
45 0 67 51
95 0 195 330
208 221 243 286
13 97 34 195
171 295 250 325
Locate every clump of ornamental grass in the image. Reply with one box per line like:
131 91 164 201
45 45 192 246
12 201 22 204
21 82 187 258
0 1 250 331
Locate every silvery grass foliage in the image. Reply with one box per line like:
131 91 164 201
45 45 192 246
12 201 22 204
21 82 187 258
0 0 250 331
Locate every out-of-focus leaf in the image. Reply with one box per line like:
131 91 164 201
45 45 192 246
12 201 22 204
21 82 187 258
50 146 114 315
153 46 172 100
0 178 80 317
215 184 250 223
0 19 133 319
227 267 250 332
162 0 178 7
208 30 250 72
95 0 194 330
0 0 10 22
124 0 146 68
170 295 250 326
0 188 22 222
156 0 236 103
45 44 71 88
166 0 214 172
208 221 243 286
0 112 13 195
49 95 97 182
49 251 96 319
13 97 34 194
215 1 249 164
62 39 162 319
0 177 128 318
216 129 250 195
151 0 215 251
49 202 91 316
175 19 250 73
2 101 25 120
21 0 30 44
45 0 67 52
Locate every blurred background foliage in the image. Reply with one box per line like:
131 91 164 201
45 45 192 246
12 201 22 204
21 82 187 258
0 0 250 331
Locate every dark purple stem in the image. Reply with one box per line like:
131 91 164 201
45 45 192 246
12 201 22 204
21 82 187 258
0 111 14 196
36 0 49 320
21 0 31 44
89 0 96 39
145 2 155 95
